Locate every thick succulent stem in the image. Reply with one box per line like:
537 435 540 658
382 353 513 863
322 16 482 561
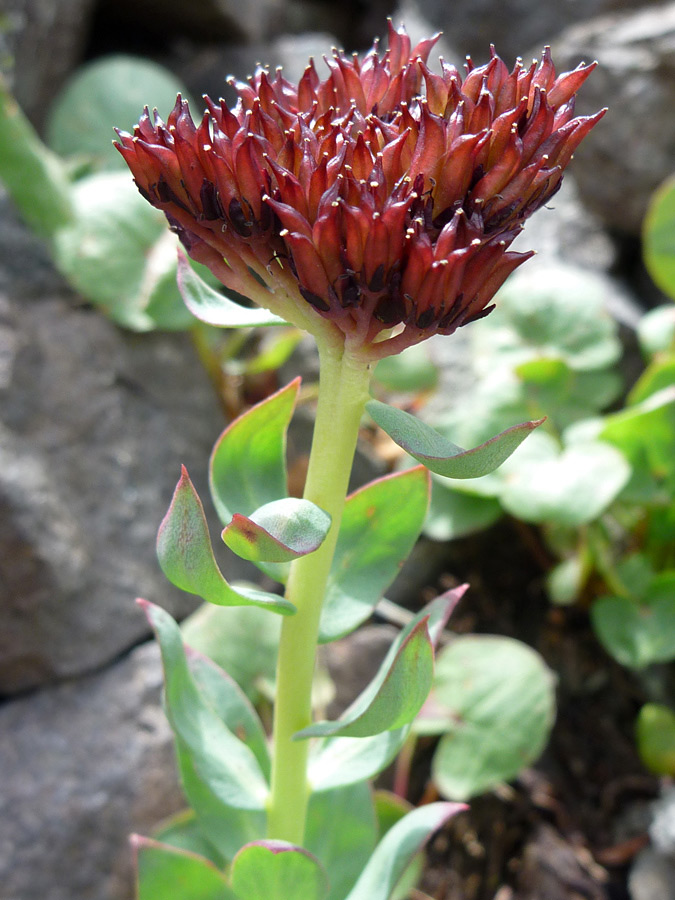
266 341 372 844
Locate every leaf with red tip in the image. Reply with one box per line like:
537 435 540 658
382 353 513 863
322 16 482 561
296 618 433 739
133 836 236 900
366 399 543 478
299 587 462 741
157 467 295 615
177 251 285 327
223 498 331 563
230 842 329 900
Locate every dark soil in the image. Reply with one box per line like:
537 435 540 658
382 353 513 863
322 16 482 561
401 519 659 900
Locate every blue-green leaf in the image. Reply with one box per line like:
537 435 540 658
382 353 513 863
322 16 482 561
157 467 294 614
319 467 430 642
308 728 410 793
141 600 269 811
174 741 266 863
177 251 286 327
305 783 377 900
344 803 465 900
187 649 270 778
230 842 329 900
498 441 630 527
308 589 463 788
591 591 675 670
643 174 675 303
418 635 556 800
636 703 675 776
209 378 299 582
222 498 331 563
366 400 543 479
296 618 433 739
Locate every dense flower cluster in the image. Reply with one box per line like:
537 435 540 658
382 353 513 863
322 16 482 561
117 23 603 356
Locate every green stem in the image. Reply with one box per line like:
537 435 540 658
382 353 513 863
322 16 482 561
267 342 372 843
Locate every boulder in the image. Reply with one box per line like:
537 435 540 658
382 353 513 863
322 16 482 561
0 196 240 694
400 0 659 65
550 3 675 236
0 641 184 900
0 0 96 131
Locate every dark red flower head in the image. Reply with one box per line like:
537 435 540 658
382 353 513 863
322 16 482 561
116 22 604 357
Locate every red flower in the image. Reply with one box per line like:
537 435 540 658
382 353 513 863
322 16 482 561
116 22 604 357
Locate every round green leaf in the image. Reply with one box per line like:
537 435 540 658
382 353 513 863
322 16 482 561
425 481 502 541
546 556 585 606
51 171 194 330
231 842 329 900
591 594 675 669
600 386 675 484
637 305 675 357
418 635 556 801
134 837 235 900
47 55 190 171
0 77 74 238
499 441 630 527
636 703 675 776
628 355 675 406
479 263 622 371
643 174 675 302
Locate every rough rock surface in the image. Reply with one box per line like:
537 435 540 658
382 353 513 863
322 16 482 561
550 3 675 236
401 0 660 65
0 0 96 130
629 847 675 900
0 641 184 900
0 196 240 694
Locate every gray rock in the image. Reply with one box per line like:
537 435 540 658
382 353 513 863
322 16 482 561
0 197 244 694
550 3 675 236
0 0 96 131
629 847 675 900
0 641 184 900
401 0 658 64
649 786 675 854
511 176 617 274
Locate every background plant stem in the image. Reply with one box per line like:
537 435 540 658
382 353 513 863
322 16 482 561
266 341 372 843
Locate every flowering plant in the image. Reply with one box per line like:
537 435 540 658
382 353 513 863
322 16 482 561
117 23 603 898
